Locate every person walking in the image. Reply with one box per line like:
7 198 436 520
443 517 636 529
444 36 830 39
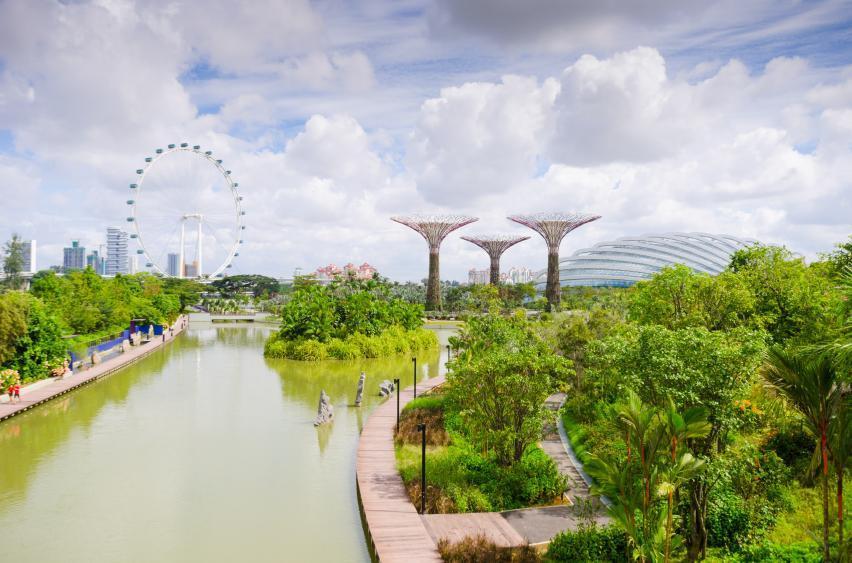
9 375 21 404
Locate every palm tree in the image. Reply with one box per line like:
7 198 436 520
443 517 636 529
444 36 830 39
761 347 843 562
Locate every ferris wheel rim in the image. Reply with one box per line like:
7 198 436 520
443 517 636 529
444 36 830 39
128 144 244 279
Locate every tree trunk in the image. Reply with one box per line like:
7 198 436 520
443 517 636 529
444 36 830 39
665 491 674 563
426 249 441 311
688 481 708 561
489 254 500 286
545 248 561 311
838 470 844 554
822 433 830 563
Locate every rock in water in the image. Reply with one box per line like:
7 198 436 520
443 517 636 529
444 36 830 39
314 390 334 426
378 379 396 398
355 372 366 407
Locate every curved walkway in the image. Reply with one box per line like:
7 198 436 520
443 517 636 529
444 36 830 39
357 382 610 560
0 316 188 422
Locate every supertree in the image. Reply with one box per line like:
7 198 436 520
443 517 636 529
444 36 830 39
391 214 478 311
461 234 530 285
508 212 601 311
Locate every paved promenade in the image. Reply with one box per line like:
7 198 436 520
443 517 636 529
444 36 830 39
356 381 610 559
0 316 187 422
356 375 445 562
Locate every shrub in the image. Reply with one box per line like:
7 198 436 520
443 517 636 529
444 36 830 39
728 540 822 562
707 490 753 551
325 338 359 360
437 534 539 563
547 525 628 562
290 339 328 361
764 426 815 483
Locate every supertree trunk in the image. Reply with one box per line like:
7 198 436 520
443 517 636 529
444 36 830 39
489 255 500 285
546 248 561 311
427 249 441 311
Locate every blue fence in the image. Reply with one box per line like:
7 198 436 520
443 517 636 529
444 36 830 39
69 325 163 365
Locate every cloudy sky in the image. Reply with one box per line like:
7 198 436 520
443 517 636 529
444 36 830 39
1 0 850 281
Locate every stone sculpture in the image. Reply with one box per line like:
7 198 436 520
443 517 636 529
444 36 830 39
355 372 366 407
378 379 395 398
314 390 334 426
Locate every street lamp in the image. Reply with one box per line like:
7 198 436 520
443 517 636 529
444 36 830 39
412 357 417 398
417 422 426 514
394 378 400 430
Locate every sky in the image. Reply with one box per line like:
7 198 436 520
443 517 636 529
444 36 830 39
0 0 850 281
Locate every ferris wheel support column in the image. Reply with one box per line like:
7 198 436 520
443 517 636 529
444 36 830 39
197 216 203 279
179 218 186 279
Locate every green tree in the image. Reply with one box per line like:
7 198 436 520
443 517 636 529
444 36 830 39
761 347 845 561
3 233 26 290
447 314 573 466
730 245 840 344
0 292 27 364
0 293 65 382
628 264 756 331
585 325 765 559
819 235 852 278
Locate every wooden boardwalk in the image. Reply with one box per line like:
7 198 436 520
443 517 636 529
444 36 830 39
0 316 187 422
356 375 445 562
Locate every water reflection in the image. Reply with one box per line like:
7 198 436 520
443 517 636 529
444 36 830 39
0 323 455 563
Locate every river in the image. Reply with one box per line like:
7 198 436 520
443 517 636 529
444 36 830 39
0 323 453 562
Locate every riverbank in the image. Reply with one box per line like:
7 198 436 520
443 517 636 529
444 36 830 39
0 315 187 422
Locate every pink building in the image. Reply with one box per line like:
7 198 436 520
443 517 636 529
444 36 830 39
315 262 378 281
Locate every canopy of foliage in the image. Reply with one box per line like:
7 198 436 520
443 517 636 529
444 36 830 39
209 274 281 298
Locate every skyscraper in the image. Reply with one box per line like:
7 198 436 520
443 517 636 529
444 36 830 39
86 249 105 274
106 227 129 276
21 240 36 273
63 240 86 271
167 253 180 277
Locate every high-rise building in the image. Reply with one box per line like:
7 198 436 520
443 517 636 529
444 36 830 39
106 227 129 276
167 253 180 277
468 268 489 285
21 240 36 273
63 240 86 271
86 249 106 274
129 254 138 274
184 261 198 278
507 267 533 284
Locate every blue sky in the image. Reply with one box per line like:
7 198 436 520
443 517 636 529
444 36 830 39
0 0 849 280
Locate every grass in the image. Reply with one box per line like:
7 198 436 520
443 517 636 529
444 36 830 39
437 534 540 562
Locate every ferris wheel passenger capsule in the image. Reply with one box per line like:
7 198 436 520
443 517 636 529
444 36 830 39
234 252 240 257
156 148 163 154
130 234 138 239
168 144 175 149
126 200 134 205
193 145 200 150
205 151 212 155
126 217 135 222
146 262 153 267
129 184 137 189
136 249 144 254
145 157 152 162
136 169 143 174
233 182 239 187
180 143 188 148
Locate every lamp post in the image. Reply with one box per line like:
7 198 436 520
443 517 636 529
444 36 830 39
412 357 417 398
417 422 426 514
446 344 451 361
394 378 400 430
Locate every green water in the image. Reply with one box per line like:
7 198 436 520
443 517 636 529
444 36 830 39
0 324 452 562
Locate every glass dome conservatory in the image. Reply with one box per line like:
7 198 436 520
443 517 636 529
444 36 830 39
536 232 758 288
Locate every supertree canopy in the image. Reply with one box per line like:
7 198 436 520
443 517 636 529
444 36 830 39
508 212 601 310
391 214 478 311
461 234 530 285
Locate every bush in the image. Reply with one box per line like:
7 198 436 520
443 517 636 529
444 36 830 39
547 525 628 562
727 540 822 562
437 534 539 563
707 490 753 551
264 327 437 361
764 426 815 483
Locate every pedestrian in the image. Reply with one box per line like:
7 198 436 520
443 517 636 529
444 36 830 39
10 375 21 404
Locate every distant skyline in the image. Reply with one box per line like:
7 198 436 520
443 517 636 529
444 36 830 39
1 1 850 281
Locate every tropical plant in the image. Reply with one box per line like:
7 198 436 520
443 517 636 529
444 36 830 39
585 391 710 562
760 346 844 561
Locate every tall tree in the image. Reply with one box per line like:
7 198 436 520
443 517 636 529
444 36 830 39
761 347 843 562
3 234 26 290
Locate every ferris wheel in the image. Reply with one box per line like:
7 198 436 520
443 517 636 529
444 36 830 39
126 143 245 279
